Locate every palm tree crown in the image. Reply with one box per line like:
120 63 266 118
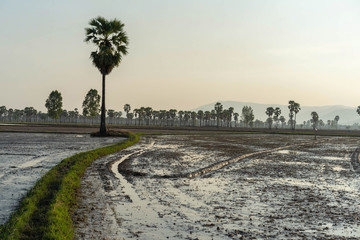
85 16 129 75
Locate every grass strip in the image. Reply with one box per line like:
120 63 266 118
0 131 139 240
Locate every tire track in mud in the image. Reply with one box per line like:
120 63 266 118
181 145 293 178
118 143 303 179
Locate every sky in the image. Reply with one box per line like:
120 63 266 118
1 0 360 112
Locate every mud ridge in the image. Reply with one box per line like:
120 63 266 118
350 147 360 173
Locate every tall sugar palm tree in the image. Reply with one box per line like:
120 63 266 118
85 16 129 135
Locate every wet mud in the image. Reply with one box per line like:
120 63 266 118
0 132 121 225
75 134 360 239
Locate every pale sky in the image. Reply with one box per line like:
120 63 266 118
1 0 360 112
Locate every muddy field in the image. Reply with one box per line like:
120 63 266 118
75 134 360 239
0 132 122 225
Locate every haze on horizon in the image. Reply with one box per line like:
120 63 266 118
1 0 360 112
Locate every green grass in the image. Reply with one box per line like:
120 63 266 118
0 131 139 240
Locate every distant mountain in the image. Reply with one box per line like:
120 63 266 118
193 101 360 125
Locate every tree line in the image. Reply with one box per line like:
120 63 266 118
0 95 348 130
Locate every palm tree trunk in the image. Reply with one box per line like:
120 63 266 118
100 73 106 135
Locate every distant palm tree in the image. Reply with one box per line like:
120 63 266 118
228 107 234 127
334 115 340 129
85 16 129 135
191 112 197 126
204 111 211 126
265 107 274 129
178 111 184 126
288 100 301 130
233 112 239 127
124 104 131 125
214 102 223 128
310 112 319 130
273 107 281 128
197 110 204 127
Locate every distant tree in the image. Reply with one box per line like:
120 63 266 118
204 111 211 126
144 107 153 125
14 109 24 121
190 111 197 126
124 104 131 124
184 111 191 126
197 110 204 127
241 106 254 128
82 89 100 117
38 111 48 122
214 102 223 128
7 108 13 121
178 111 184 126
115 111 122 118
0 106 7 121
288 100 301 130
319 119 325 129
254 119 264 128
279 116 286 128
124 104 131 114
60 110 69 123
210 110 216 126
45 90 63 119
126 112 133 123
134 108 145 125
310 112 319 130
24 107 37 122
169 109 177 126
107 109 115 124
69 108 79 123
85 16 129 135
334 115 340 129
265 107 275 129
221 109 229 127
273 107 281 128
228 107 234 127
311 111 319 139
233 112 239 127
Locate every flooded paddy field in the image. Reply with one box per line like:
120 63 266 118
75 134 360 239
0 132 121 225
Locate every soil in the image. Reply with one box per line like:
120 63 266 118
74 134 360 239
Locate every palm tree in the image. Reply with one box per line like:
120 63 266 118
334 115 340 129
310 112 319 130
288 100 301 130
85 16 129 136
191 112 197 126
273 107 281 128
265 107 274 129
178 111 184 126
124 104 131 125
228 107 234 127
233 112 239 127
311 111 319 139
197 110 204 127
169 109 177 126
214 102 223 128
204 111 211 126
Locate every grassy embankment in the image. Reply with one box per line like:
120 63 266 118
0 131 139 240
